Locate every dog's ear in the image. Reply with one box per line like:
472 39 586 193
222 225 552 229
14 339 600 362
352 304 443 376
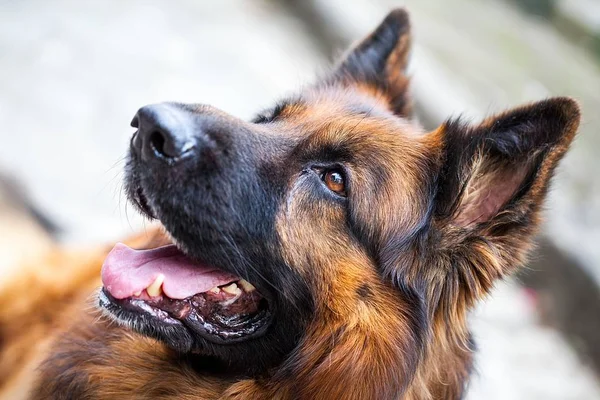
432 97 580 294
332 9 412 117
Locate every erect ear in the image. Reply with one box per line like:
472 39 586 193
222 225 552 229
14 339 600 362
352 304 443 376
332 9 412 117
433 97 580 289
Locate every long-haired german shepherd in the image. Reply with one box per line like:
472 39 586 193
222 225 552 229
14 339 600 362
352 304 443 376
0 9 580 400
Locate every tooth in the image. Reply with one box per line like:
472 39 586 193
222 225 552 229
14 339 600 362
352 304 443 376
133 290 142 297
208 286 221 294
222 282 241 295
238 279 255 292
147 274 164 297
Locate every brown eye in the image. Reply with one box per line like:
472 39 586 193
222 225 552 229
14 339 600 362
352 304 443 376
322 169 346 196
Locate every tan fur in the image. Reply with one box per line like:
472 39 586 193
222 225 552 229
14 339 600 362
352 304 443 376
0 8 580 400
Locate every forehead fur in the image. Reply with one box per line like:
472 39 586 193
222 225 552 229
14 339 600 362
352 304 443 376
286 85 437 234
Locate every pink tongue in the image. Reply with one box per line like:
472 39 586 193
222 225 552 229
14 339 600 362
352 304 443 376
101 243 238 300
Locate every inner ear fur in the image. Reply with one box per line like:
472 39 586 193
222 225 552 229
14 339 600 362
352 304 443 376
433 97 580 280
331 8 412 117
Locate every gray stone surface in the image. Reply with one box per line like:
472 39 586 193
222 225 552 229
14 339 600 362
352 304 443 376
0 0 598 398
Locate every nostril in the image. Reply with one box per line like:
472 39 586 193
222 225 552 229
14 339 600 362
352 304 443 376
132 103 196 162
149 131 167 157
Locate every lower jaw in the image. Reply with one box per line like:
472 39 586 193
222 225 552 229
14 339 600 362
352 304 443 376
98 288 271 347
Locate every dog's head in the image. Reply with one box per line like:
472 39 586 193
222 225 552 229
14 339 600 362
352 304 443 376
100 9 579 396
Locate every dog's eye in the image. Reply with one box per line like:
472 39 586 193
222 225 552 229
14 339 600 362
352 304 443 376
321 169 346 197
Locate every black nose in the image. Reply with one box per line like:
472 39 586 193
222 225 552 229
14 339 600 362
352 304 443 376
131 103 195 162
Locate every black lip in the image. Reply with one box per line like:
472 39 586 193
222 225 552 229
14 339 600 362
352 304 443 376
99 288 272 346
99 288 194 352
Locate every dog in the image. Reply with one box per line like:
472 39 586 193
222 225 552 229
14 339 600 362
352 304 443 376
0 8 580 400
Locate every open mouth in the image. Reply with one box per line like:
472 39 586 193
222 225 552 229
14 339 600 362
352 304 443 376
100 243 271 345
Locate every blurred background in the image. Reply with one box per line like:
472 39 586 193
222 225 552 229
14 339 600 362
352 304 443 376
0 0 599 398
